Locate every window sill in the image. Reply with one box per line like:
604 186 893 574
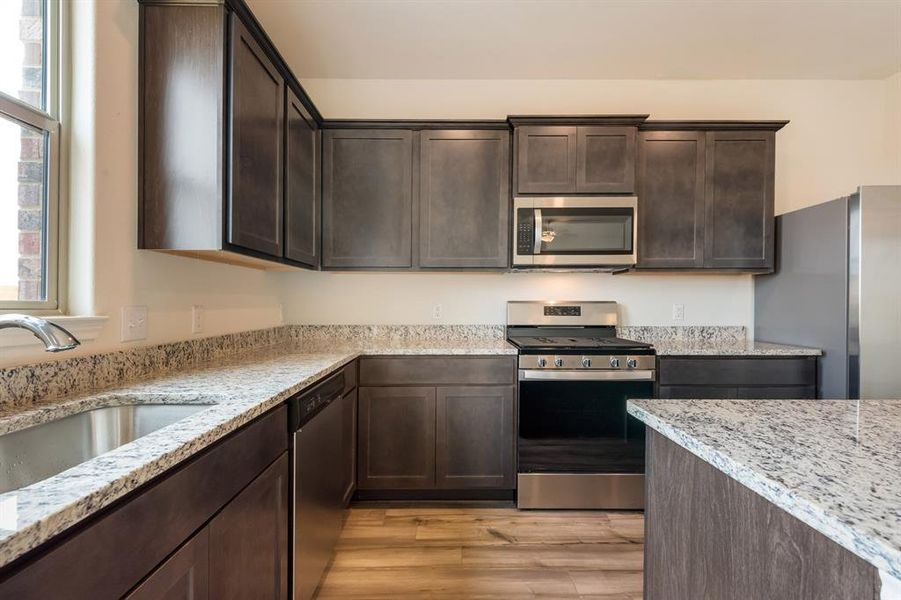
0 316 108 349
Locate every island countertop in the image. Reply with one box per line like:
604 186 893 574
627 398 901 580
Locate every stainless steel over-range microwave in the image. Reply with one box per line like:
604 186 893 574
512 196 638 268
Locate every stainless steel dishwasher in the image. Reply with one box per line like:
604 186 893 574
288 371 346 600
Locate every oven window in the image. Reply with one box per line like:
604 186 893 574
538 208 633 255
518 380 650 473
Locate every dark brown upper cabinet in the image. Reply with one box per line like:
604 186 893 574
228 15 284 257
637 130 706 268
419 129 510 268
510 116 647 195
138 0 321 271
636 121 786 272
285 88 320 268
320 123 511 271
515 126 578 193
321 129 414 268
704 130 775 270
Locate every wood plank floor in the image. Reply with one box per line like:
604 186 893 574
315 506 644 599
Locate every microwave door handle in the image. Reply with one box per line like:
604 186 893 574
533 209 542 254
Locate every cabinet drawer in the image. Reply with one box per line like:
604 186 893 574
658 357 815 387
658 385 817 400
359 356 516 386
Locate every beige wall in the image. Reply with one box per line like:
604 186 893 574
302 77 901 214
3 1 285 367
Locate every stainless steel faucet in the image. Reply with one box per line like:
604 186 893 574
0 314 81 352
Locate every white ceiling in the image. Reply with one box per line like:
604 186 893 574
246 0 901 80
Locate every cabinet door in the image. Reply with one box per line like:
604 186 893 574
209 452 289 599
637 131 706 268
126 529 210 600
341 389 358 504
322 129 413 268
576 126 636 193
436 386 514 489
515 126 577 193
357 387 436 489
419 130 510 268
285 88 319 267
704 131 775 270
228 15 284 257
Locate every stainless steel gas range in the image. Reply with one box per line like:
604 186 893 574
506 301 655 510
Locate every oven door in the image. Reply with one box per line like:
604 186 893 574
512 197 637 267
516 370 652 509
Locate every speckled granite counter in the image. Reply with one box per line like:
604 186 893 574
651 339 822 356
627 398 901 580
0 336 515 567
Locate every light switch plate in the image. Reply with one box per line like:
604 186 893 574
121 306 148 342
672 303 685 322
432 304 443 320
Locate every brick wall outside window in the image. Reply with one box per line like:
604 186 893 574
17 0 43 302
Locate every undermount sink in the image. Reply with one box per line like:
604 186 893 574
0 402 213 494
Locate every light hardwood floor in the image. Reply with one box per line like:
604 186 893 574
315 506 644 599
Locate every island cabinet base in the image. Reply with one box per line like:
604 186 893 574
644 430 880 600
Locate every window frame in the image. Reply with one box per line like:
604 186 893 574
0 0 64 314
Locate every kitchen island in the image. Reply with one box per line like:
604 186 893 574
628 398 900 600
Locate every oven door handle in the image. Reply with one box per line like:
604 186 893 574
519 369 656 382
533 209 543 255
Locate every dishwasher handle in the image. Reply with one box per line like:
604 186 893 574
287 371 345 432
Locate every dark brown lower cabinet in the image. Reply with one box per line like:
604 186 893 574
125 529 210 600
209 453 290 599
436 386 515 489
356 356 517 496
657 356 817 399
357 386 437 490
644 430 879 599
0 407 289 599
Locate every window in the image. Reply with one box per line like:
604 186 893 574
0 0 61 312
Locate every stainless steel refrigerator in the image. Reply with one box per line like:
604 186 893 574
754 185 900 399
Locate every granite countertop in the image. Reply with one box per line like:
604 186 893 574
651 339 822 356
0 337 516 567
627 398 901 579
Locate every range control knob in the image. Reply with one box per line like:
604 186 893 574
537 357 547 368
554 357 565 368
581 357 592 368
627 358 638 369
609 357 621 368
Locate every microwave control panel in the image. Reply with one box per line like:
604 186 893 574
517 209 534 254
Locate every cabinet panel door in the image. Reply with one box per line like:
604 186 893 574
419 130 510 268
637 131 706 268
516 126 577 193
358 387 436 489
341 389 358 504
576 126 636 193
436 386 514 489
285 88 319 267
228 14 284 257
704 131 775 269
209 453 289 600
126 528 210 600
322 129 413 268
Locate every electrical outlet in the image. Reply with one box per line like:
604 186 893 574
432 304 443 320
191 305 204 334
672 303 685 322
121 306 148 342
